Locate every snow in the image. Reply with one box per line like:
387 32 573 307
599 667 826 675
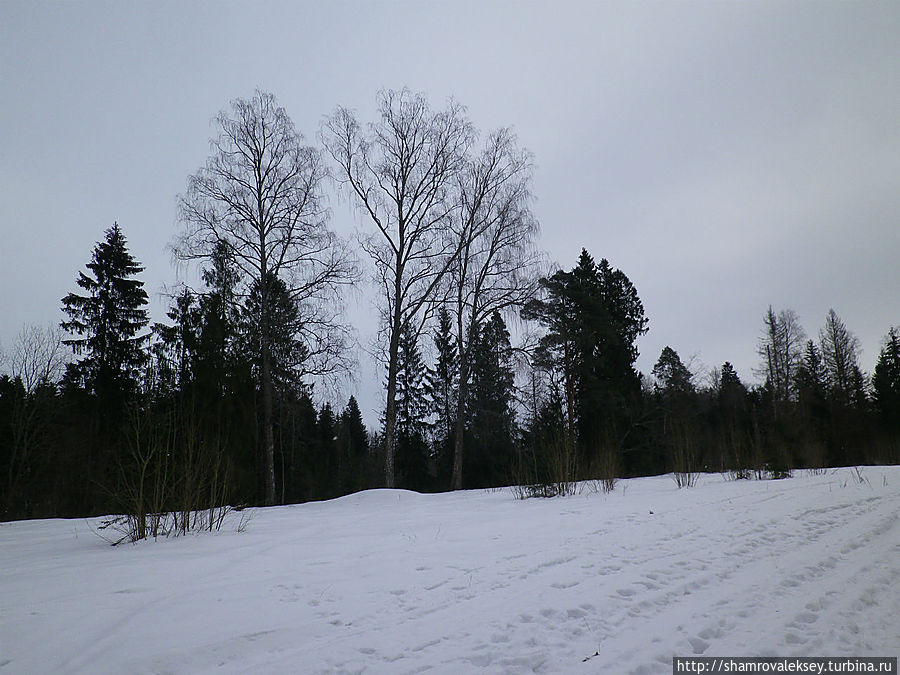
1 468 898 674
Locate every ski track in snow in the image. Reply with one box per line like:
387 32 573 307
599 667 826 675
1 467 898 674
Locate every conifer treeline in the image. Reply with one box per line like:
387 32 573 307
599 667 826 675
2 233 898 521
2 90 899 522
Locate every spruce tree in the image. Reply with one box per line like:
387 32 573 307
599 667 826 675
394 322 431 491
426 306 458 485
467 311 517 487
336 396 371 495
819 309 863 408
795 340 828 431
340 396 369 456
873 328 900 431
716 362 751 476
718 362 746 406
242 273 309 394
153 288 201 393
61 223 150 403
196 241 243 395
314 403 339 498
60 223 150 515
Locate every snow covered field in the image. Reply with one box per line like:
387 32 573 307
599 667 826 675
1 467 898 674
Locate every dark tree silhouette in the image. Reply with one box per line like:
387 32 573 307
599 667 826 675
61 223 149 403
324 89 473 487
177 90 355 505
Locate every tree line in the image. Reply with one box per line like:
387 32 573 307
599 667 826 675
2 89 898 528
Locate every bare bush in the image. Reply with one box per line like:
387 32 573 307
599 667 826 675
99 401 235 545
513 432 577 499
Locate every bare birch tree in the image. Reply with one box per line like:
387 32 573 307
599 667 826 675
449 128 540 489
756 306 806 416
5 324 66 516
323 89 473 487
176 90 356 505
11 324 66 394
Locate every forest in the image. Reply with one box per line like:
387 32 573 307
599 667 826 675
2 90 898 532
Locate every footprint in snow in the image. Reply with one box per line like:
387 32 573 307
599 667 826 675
688 636 709 654
793 611 818 624
785 632 807 645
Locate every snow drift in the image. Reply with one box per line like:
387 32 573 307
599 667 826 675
1 467 897 674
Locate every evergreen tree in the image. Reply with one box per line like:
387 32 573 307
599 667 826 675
394 322 431 491
794 340 829 462
467 311 517 487
329 395 369 495
872 328 900 431
150 244 261 507
652 346 694 395
522 270 579 436
314 403 338 498
61 223 150 402
718 362 746 407
523 249 647 473
194 245 257 504
715 362 751 476
819 309 864 408
340 396 370 457
59 223 150 515
153 288 201 393
813 310 870 465
426 306 458 486
242 273 309 394
796 341 827 395
196 241 243 395
651 346 698 480
274 389 319 503
0 372 61 519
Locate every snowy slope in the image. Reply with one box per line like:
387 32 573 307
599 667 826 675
1 467 898 674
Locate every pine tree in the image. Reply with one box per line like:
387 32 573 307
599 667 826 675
652 347 694 395
61 223 150 402
523 249 647 472
521 266 580 436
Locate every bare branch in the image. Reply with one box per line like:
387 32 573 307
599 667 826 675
322 89 474 487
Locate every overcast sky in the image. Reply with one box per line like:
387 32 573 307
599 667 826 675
1 1 898 424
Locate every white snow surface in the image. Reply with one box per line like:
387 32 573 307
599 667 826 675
1 468 898 674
